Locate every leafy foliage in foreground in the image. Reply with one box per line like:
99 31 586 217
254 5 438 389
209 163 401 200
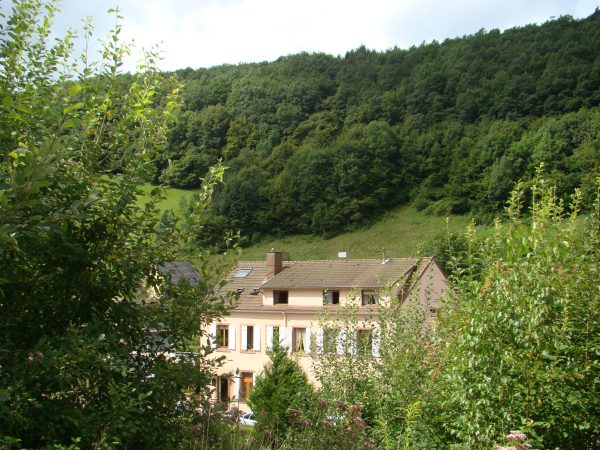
304 176 599 449
421 176 599 449
0 1 230 447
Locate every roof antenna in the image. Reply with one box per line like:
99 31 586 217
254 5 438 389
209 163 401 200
382 247 390 264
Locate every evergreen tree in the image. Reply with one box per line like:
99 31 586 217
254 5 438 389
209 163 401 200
248 344 315 445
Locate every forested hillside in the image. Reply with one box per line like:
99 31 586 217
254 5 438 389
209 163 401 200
156 11 600 242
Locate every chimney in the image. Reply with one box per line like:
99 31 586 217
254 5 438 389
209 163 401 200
266 249 283 279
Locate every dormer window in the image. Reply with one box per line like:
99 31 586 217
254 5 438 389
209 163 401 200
323 290 340 305
274 290 288 304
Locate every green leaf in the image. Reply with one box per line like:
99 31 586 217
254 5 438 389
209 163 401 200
62 117 81 129
63 102 84 115
68 83 82 96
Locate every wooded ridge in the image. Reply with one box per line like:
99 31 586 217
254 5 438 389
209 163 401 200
140 11 600 244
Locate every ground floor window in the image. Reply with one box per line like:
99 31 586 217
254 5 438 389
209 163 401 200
240 372 253 401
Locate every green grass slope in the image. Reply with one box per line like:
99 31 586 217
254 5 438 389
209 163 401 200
136 185 485 263
138 183 200 212
238 207 481 261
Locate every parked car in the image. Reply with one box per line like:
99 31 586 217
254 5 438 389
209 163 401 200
239 411 256 426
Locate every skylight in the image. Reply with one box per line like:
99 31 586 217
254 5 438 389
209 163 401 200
234 268 252 278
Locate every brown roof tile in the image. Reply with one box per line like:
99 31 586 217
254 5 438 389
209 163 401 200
224 261 267 309
261 258 417 289
225 258 424 311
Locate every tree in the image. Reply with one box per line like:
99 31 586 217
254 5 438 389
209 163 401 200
248 344 315 445
0 1 230 447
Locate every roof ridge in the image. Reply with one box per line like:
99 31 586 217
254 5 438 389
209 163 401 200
272 257 419 263
237 257 432 264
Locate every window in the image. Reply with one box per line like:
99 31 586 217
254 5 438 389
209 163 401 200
293 328 307 353
361 290 379 305
267 326 282 350
219 376 229 402
357 329 373 354
217 325 229 348
323 290 340 305
246 327 254 350
240 372 253 401
234 268 252 278
322 328 337 353
274 290 288 304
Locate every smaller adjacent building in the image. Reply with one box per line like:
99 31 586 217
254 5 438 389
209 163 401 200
206 250 448 411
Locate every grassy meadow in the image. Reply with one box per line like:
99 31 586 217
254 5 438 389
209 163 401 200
138 183 200 212
143 183 489 262
239 207 485 261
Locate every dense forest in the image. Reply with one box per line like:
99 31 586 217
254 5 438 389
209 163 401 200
150 11 600 243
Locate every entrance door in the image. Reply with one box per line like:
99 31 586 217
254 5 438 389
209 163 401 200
219 376 229 402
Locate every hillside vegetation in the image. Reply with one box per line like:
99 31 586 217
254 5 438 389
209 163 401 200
237 206 478 261
144 11 600 246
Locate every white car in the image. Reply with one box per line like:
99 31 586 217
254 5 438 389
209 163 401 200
239 411 256 426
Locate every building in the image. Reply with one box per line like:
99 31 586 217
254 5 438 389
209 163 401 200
206 250 449 411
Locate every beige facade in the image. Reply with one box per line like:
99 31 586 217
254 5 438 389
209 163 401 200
205 251 448 412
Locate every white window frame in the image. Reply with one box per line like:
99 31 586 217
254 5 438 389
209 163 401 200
241 325 261 351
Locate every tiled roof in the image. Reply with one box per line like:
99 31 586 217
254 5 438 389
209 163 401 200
223 261 267 309
261 258 417 289
225 258 423 311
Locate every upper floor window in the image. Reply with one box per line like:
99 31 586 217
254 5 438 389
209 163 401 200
320 328 338 353
293 327 307 353
242 325 260 351
274 290 288 304
217 324 229 348
323 290 340 305
247 326 254 349
361 290 379 306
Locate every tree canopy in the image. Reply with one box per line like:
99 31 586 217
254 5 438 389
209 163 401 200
153 11 600 243
0 1 230 447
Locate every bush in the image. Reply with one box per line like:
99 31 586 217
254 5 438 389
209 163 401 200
421 174 600 448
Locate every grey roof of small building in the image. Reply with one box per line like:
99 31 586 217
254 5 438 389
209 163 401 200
159 261 200 286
